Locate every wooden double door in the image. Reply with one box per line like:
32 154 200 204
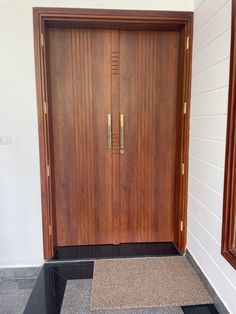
47 27 181 247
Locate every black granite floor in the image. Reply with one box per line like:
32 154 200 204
0 244 220 314
23 261 219 314
52 242 180 262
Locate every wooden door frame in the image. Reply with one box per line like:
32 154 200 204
33 7 193 259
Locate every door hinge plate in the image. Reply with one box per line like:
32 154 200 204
180 220 184 232
181 163 185 175
41 33 44 47
186 36 189 50
46 164 50 177
44 101 47 115
183 102 187 115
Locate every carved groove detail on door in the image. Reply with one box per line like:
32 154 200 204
111 30 120 243
111 51 120 75
112 133 120 154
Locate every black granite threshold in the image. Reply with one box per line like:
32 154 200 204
50 242 180 262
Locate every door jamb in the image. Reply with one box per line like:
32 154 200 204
33 7 193 259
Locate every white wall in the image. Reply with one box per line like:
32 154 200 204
0 0 193 267
188 0 236 313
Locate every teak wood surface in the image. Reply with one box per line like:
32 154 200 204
47 28 114 246
33 8 193 259
119 30 180 242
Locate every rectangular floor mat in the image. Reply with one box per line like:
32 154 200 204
62 279 184 314
91 257 213 311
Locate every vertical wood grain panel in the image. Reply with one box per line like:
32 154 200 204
120 30 180 242
84 29 113 244
155 31 180 241
47 28 78 245
48 28 114 246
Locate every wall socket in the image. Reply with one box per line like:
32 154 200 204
0 135 12 145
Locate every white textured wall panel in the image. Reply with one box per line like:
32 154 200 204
188 0 236 312
194 1 231 53
192 58 230 95
190 137 225 167
190 116 227 141
191 87 228 115
192 29 231 75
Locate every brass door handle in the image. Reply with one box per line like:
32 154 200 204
107 114 112 149
120 114 124 154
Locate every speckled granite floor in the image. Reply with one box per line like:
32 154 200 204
61 279 184 314
0 268 39 314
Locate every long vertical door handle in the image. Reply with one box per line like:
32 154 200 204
120 114 125 154
107 114 112 149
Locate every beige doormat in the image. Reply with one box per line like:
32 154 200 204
90 257 213 311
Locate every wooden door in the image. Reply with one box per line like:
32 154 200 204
119 31 180 243
46 27 180 247
47 28 117 246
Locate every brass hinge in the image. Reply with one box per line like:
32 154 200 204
181 163 185 175
183 102 187 115
186 36 189 50
49 225 52 236
43 101 47 115
180 220 184 232
40 33 44 47
46 164 50 177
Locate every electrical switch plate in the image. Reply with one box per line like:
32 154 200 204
0 135 12 145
